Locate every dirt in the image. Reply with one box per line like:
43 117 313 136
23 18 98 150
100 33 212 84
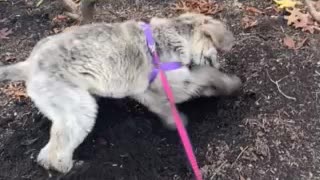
0 0 319 180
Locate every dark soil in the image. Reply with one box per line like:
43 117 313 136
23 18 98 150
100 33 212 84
0 0 319 180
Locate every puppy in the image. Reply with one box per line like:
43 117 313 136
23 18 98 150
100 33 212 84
0 13 240 173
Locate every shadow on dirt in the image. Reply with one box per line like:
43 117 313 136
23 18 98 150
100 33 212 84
52 90 257 180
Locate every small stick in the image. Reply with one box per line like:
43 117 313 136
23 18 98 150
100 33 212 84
266 70 297 101
211 160 228 177
231 146 248 167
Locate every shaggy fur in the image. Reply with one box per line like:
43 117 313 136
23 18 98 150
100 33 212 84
0 13 241 173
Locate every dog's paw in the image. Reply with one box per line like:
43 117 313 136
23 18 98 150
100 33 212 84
225 75 242 96
37 145 50 170
163 112 188 130
37 145 74 174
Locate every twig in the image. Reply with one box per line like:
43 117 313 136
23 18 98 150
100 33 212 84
36 0 44 7
266 70 297 101
211 160 228 178
231 146 248 167
315 70 320 76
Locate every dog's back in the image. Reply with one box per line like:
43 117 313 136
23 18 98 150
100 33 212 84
1 21 153 98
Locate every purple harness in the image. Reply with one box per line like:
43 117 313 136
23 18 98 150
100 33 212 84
140 23 203 180
140 23 183 83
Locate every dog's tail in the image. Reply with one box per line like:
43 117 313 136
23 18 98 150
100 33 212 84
0 61 29 82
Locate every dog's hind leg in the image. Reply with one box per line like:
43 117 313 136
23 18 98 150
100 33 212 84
27 75 97 173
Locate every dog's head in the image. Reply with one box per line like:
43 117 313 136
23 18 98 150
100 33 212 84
175 13 235 51
174 13 235 67
149 13 235 67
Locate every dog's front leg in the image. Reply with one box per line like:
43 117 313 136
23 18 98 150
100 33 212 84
132 92 188 130
188 66 242 97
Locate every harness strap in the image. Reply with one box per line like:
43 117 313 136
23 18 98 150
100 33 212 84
140 23 182 83
140 22 203 180
149 62 182 83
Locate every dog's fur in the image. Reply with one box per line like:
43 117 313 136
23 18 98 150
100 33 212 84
0 13 241 173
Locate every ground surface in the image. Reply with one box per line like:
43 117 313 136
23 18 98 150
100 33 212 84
0 0 319 179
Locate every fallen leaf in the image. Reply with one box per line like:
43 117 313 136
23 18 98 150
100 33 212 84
241 15 258 29
282 36 307 49
283 35 295 49
245 6 263 15
274 0 302 9
171 0 223 15
284 8 305 25
284 7 318 33
292 14 309 28
1 82 28 100
302 24 316 33
0 28 13 39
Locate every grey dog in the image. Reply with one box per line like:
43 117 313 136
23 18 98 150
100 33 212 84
0 13 241 173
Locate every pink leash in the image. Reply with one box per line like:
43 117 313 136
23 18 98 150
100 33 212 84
141 23 203 180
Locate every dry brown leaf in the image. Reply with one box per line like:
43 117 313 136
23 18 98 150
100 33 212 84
292 14 308 28
245 6 263 15
171 0 223 15
241 15 258 29
240 6 263 30
283 36 296 49
1 83 28 100
283 36 308 49
285 8 305 25
284 7 318 33
303 25 316 33
0 28 13 39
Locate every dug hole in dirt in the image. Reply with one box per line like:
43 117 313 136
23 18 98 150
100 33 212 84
0 0 320 180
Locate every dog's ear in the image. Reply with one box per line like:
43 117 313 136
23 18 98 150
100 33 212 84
199 19 235 52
